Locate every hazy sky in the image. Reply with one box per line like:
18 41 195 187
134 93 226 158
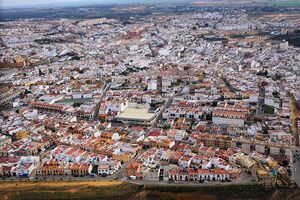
1 0 177 8
0 0 192 9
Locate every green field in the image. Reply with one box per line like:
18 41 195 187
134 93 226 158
56 98 92 106
269 0 300 7
264 105 275 114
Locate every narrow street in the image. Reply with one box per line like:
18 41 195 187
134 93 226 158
111 149 146 179
93 83 110 121
150 96 173 128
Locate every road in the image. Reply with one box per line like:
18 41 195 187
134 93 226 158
1 168 256 188
290 146 300 186
111 149 146 179
151 86 185 129
93 83 110 121
150 96 173 128
1 170 256 188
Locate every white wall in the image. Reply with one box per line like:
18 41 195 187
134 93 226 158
212 117 244 127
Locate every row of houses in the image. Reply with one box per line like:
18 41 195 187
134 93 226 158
35 158 121 177
0 154 121 178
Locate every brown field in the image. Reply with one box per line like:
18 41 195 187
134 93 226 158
258 13 300 27
0 180 138 200
0 180 299 200
0 180 122 189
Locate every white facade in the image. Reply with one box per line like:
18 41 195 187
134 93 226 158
255 145 265 154
148 80 157 91
212 117 244 127
106 101 128 112
73 93 82 99
83 93 93 98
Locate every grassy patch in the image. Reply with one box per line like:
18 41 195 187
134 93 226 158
56 98 92 105
264 105 275 114
270 0 300 7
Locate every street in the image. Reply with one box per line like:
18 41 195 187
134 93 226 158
150 95 173 128
0 170 256 188
291 147 300 186
93 83 110 121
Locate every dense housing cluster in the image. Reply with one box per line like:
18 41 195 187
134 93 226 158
0 8 300 187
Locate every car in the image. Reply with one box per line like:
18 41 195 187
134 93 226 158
101 173 107 177
89 174 97 177
113 177 118 180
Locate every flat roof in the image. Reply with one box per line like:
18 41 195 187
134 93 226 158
116 107 156 121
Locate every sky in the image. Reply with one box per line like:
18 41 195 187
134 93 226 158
1 0 101 8
0 0 183 8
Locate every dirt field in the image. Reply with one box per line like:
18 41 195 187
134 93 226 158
0 180 138 200
0 180 300 200
0 180 121 189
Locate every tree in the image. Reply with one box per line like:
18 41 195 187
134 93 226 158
282 160 289 167
206 113 212 121
24 89 31 94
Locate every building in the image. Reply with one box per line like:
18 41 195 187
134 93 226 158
212 103 249 127
114 103 159 126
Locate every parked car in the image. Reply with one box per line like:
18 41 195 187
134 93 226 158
89 174 97 177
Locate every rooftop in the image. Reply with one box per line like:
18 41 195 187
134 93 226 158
116 107 156 121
